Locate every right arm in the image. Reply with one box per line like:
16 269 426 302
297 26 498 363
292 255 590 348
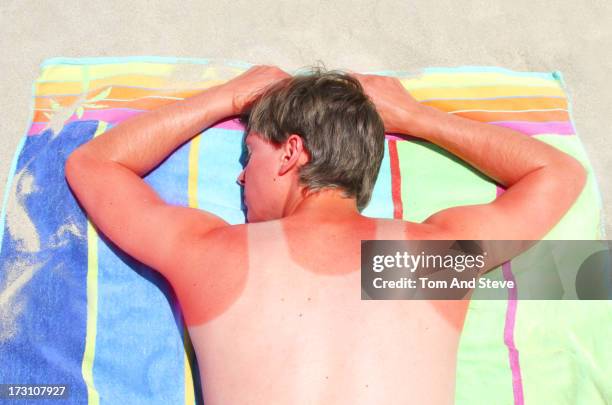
410 102 586 240
353 73 587 270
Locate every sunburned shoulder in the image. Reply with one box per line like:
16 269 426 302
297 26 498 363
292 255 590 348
372 217 451 240
168 218 450 273
198 217 449 244
170 223 251 272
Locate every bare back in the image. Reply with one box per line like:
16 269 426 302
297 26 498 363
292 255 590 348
177 218 468 405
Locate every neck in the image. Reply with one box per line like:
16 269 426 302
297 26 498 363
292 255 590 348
284 187 362 222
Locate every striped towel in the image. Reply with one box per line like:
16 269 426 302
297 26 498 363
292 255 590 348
0 57 609 404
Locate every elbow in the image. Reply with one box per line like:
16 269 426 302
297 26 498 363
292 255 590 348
566 156 587 197
64 148 90 188
576 162 587 195
65 149 80 183
552 155 588 203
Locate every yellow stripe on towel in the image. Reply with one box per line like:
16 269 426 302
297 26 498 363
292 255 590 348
183 134 202 405
400 72 559 88
406 85 565 100
81 119 107 405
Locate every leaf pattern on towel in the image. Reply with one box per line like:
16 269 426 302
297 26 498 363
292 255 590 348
43 87 112 136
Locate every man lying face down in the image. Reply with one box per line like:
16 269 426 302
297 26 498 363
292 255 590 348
65 65 586 404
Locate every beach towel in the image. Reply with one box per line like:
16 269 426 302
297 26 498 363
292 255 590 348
0 56 610 404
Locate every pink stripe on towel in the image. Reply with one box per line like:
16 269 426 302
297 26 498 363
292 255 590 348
211 118 246 131
28 112 247 136
502 260 524 405
28 109 143 135
490 121 574 135
497 185 525 405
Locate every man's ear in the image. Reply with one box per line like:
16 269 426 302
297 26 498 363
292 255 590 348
278 134 310 176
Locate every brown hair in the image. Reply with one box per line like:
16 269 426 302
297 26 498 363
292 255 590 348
239 66 385 211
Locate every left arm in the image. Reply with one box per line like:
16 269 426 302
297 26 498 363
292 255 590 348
65 85 233 272
65 65 289 272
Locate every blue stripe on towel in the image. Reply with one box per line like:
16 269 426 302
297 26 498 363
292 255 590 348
91 132 190 404
0 121 98 402
362 141 393 219
198 128 246 225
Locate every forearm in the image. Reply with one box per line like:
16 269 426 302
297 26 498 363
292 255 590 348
71 85 232 176
405 104 583 187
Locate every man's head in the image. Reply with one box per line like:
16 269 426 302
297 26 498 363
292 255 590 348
237 67 385 222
